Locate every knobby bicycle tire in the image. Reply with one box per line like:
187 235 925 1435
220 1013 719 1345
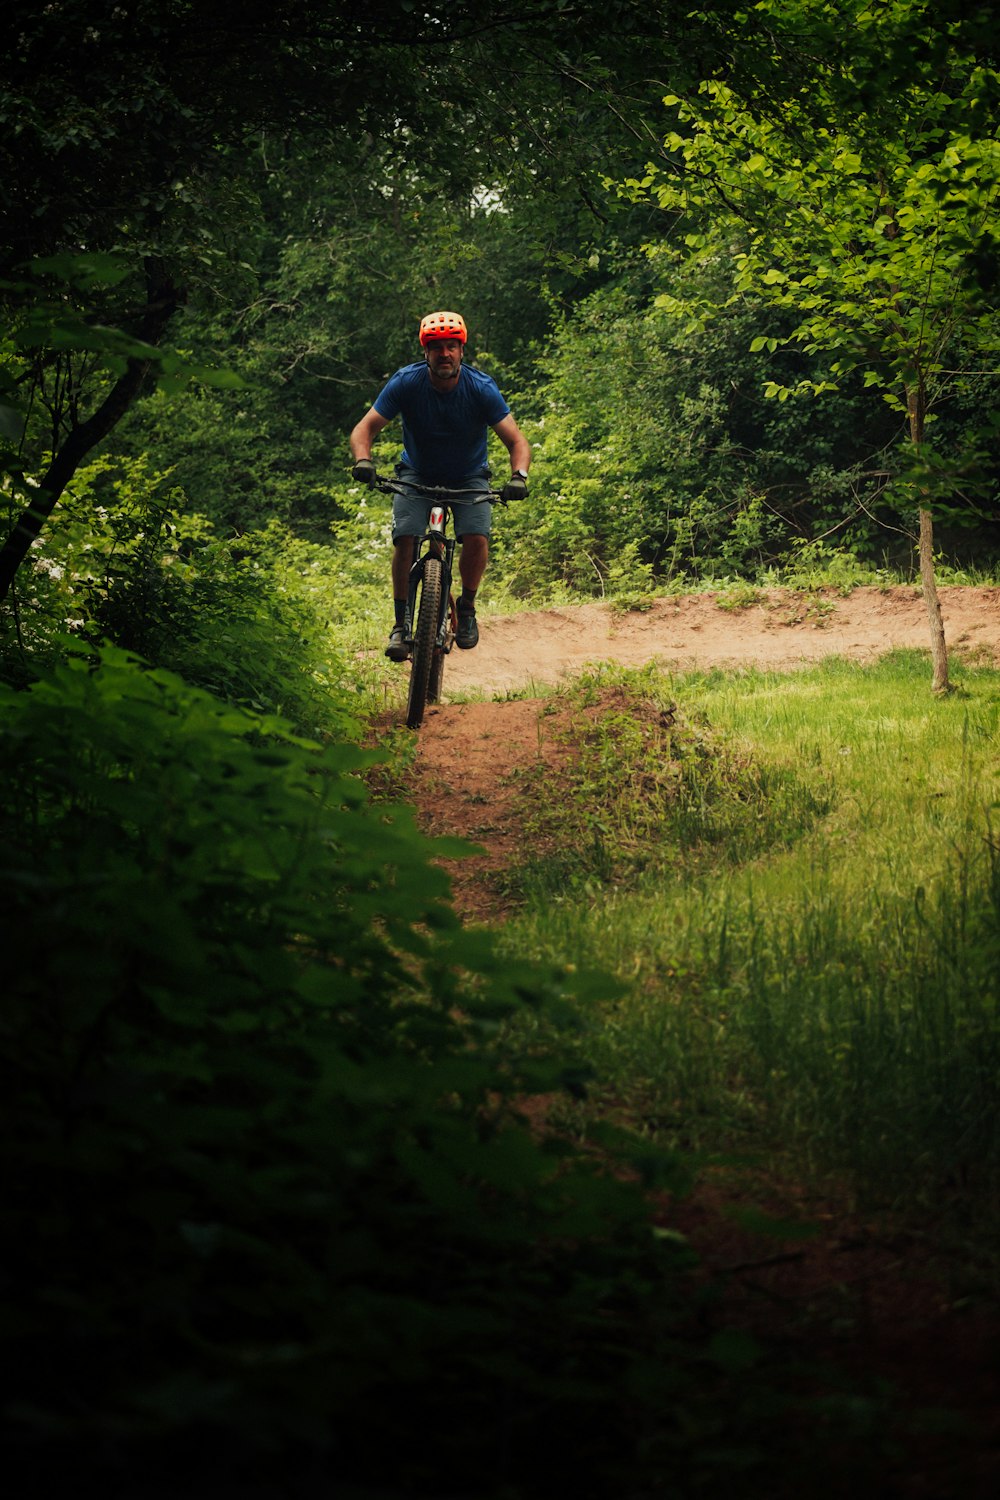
428 647 445 707
406 556 442 729
428 593 455 705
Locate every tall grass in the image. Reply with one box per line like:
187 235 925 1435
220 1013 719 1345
500 653 1000 1231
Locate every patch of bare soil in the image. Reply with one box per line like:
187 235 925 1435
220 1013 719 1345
398 697 560 924
660 1175 1000 1499
403 684 656 923
391 586 1000 1497
440 582 1000 698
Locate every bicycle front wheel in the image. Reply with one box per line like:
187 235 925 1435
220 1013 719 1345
406 556 442 730
428 592 455 705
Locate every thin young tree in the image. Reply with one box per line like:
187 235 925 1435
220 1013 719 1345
637 0 1000 691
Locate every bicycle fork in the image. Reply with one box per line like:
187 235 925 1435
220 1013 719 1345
405 507 456 650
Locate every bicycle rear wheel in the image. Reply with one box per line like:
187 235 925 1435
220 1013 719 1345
406 556 442 730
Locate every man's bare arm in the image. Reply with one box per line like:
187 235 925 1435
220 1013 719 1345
349 408 390 461
492 414 531 474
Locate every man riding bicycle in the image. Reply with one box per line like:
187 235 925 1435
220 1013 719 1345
349 310 531 658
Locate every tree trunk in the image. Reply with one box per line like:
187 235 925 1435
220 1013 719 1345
0 263 180 605
907 384 950 694
917 504 950 694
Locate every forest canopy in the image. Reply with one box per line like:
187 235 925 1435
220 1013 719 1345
3 0 997 606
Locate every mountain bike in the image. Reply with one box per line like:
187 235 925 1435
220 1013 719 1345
375 473 506 730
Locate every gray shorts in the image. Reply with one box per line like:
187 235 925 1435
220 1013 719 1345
390 464 494 542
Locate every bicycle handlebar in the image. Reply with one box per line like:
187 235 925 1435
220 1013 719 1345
371 472 508 503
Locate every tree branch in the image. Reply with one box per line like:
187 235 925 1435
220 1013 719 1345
0 263 181 604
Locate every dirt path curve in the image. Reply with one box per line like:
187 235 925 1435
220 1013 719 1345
400 584 1000 925
440 583 1000 698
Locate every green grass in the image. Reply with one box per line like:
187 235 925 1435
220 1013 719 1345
497 652 1000 1235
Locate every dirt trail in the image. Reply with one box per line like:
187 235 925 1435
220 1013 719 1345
401 585 1000 923
439 582 1000 697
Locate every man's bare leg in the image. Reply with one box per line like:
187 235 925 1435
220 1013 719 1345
392 537 417 602
386 538 418 661
456 534 488 649
458 534 488 594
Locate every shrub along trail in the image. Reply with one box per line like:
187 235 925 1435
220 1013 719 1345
396 583 1000 1500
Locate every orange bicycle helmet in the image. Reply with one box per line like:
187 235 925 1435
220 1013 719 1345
419 310 467 345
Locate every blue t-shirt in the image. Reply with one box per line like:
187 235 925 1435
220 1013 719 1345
373 362 510 484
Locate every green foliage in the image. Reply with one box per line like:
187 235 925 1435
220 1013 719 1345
779 538 886 594
1 456 359 735
503 654 1000 1232
325 480 398 629
646 0 1000 511
0 643 727 1495
494 265 911 596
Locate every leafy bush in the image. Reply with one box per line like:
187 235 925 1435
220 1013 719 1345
494 264 930 593
2 456 360 736
1 645 749 1497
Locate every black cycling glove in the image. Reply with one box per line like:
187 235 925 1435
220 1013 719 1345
352 458 377 487
500 471 528 504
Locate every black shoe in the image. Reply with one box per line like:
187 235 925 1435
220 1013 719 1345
385 624 409 661
455 608 479 649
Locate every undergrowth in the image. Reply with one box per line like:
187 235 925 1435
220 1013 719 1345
498 663 831 903
2 643 870 1499
498 655 1000 1246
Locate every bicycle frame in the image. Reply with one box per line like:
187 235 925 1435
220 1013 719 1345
374 474 504 728
401 501 457 657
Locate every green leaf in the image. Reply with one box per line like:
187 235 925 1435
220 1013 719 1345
0 402 24 441
28 251 132 289
190 364 246 390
